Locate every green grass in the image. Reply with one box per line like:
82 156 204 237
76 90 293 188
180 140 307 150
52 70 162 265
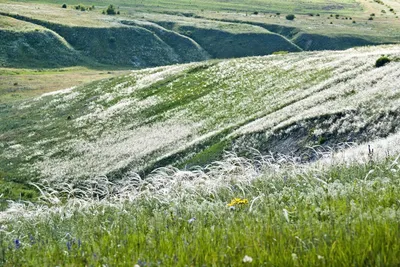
6 0 362 14
1 0 400 69
1 157 399 266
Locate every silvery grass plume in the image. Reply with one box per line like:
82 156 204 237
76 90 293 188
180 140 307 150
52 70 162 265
0 151 300 223
2 135 398 225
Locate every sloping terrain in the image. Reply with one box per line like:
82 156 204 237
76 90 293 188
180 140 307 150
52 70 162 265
0 16 81 68
1 45 400 185
1 1 400 68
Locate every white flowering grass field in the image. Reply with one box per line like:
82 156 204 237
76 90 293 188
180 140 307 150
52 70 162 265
1 45 400 200
0 46 400 186
0 42 400 266
0 149 400 266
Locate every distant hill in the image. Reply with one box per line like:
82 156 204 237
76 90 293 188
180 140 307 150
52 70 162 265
1 0 399 68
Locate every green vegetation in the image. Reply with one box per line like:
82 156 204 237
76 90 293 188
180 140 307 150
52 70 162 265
1 0 363 15
105 4 117 15
1 0 400 69
285 14 295 20
1 156 400 265
1 45 400 193
1 0 400 263
375 55 391 67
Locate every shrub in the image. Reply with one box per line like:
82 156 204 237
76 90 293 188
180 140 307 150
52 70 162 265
106 5 117 15
253 11 258 15
75 4 87 11
61 3 67 8
286 14 295 20
368 17 374 20
375 56 391 67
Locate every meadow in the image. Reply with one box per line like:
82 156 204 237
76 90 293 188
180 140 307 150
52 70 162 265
1 148 400 266
1 0 400 265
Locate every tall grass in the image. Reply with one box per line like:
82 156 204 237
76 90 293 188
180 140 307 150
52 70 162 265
1 151 399 266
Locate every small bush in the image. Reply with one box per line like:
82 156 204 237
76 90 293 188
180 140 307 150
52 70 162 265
253 11 258 15
375 56 391 67
106 5 117 15
368 17 374 20
286 14 295 20
352 20 356 23
276 12 280 16
370 13 375 16
61 3 67 8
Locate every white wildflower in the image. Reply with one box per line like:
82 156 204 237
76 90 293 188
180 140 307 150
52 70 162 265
242 255 253 263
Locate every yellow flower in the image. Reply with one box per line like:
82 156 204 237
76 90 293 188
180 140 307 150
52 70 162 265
227 198 249 207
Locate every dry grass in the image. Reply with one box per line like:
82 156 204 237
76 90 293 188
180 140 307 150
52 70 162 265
0 67 131 103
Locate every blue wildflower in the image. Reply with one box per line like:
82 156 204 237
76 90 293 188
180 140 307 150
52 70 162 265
66 241 72 250
14 239 21 249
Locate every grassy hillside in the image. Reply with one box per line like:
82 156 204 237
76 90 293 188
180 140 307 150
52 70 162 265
1 45 400 196
1 1 400 68
1 137 400 265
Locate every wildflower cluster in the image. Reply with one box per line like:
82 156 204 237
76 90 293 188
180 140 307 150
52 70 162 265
227 198 249 207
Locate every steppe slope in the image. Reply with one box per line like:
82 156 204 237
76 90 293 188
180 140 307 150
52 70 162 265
1 45 400 185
